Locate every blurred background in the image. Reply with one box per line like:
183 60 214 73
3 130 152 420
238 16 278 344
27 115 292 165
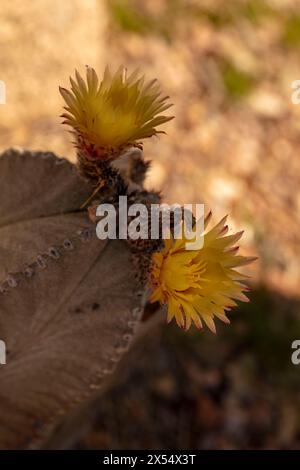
1 0 300 449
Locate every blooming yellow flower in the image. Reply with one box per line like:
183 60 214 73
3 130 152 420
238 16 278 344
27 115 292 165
150 212 256 332
59 66 173 159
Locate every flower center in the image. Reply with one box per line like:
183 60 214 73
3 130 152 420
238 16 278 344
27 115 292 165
160 253 204 293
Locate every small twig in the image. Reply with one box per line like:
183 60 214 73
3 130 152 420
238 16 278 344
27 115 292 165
80 181 105 209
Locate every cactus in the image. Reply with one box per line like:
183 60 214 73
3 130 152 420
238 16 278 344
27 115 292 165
0 66 254 449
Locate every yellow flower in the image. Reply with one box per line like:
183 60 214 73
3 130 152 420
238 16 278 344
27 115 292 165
150 212 256 333
59 66 173 159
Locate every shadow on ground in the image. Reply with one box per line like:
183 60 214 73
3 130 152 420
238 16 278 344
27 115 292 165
76 286 300 450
